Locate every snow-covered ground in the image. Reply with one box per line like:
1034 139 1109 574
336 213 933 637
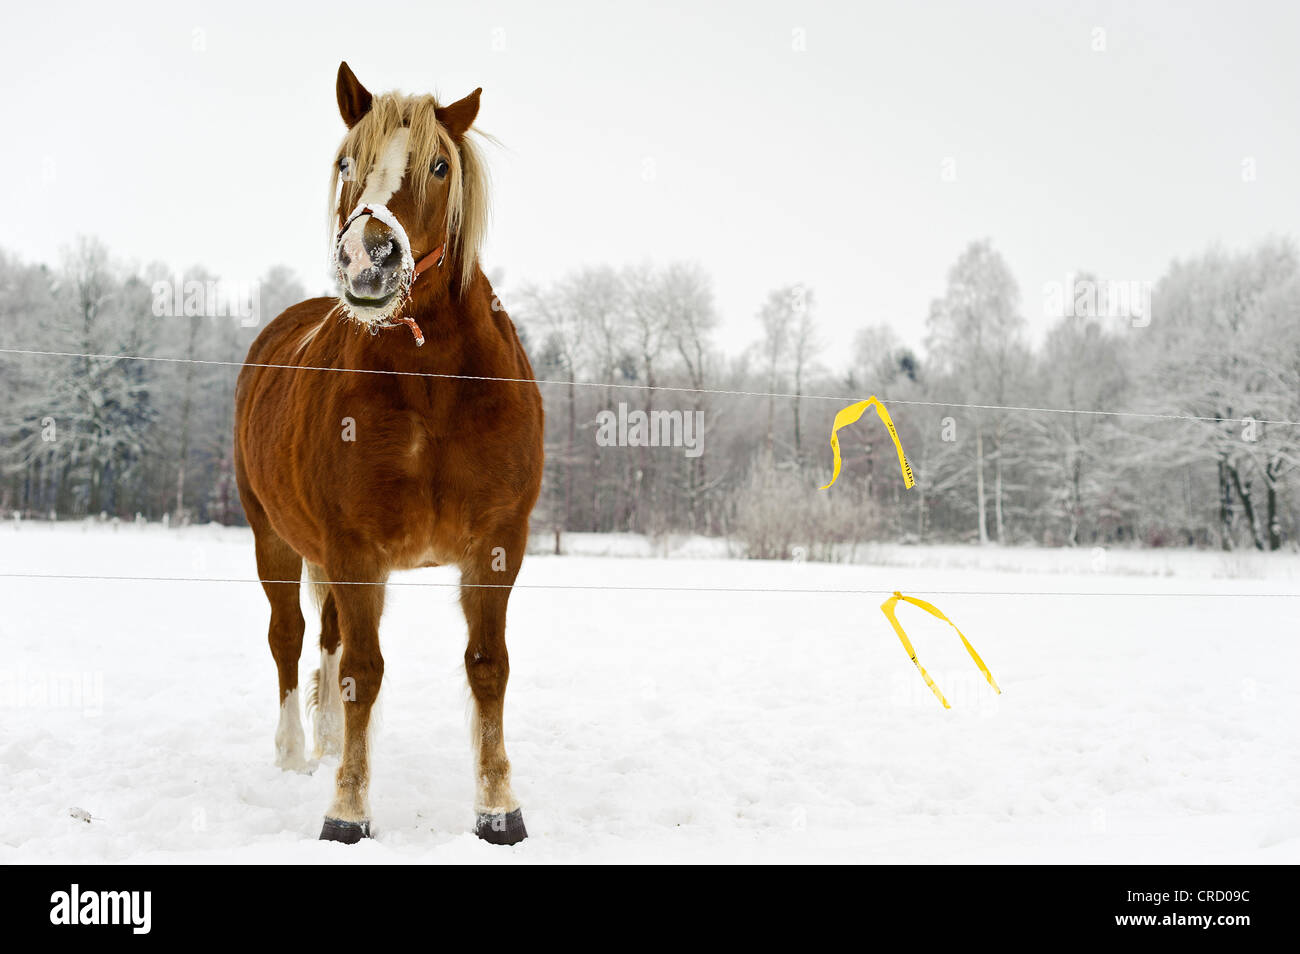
1 520 1297 863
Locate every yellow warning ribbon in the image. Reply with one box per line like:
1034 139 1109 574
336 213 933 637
820 396 914 490
879 592 1001 709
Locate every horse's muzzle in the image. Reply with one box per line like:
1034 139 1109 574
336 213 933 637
335 208 412 311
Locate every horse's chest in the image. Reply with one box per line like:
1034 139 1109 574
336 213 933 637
327 407 438 484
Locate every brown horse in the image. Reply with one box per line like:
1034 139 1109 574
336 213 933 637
234 62 543 845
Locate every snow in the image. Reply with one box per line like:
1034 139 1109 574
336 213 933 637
1 520 1298 863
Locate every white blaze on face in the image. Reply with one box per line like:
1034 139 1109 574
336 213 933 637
361 127 411 205
338 128 411 284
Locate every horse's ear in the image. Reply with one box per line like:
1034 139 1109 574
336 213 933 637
336 61 373 128
436 88 482 139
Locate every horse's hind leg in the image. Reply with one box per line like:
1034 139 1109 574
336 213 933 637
319 565 386 843
252 523 308 772
461 528 528 845
305 565 345 758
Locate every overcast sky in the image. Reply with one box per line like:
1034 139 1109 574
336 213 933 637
3 0 1297 357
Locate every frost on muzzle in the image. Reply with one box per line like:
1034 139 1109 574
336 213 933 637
333 203 415 322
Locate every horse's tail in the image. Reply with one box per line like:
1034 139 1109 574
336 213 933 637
305 665 321 719
303 562 330 720
305 562 331 611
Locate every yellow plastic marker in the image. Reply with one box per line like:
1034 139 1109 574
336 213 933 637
879 591 1001 709
820 397 915 490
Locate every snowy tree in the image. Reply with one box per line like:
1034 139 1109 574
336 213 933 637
1137 241 1300 549
925 240 1025 544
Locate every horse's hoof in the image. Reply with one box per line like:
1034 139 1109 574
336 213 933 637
276 756 317 775
475 808 527 845
319 817 371 844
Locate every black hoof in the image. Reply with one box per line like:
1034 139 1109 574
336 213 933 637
475 808 527 845
319 817 371 844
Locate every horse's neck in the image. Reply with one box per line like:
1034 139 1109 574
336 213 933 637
347 266 497 376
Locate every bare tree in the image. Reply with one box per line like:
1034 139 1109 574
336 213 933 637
756 286 795 463
520 278 586 544
789 286 820 469
925 240 1024 544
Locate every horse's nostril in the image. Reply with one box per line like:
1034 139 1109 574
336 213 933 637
379 242 403 270
339 248 352 270
362 226 400 265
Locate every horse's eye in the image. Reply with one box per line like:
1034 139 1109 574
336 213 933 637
431 158 449 179
338 156 354 180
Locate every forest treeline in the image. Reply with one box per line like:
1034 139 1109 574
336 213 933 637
3 235 1299 556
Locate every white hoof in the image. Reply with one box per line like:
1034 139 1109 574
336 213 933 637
275 751 316 774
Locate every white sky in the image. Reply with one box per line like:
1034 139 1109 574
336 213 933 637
2 0 1297 357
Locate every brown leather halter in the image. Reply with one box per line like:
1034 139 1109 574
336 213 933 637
390 241 445 346
412 242 446 279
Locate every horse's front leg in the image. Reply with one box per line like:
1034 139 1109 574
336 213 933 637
461 534 527 845
318 571 387 844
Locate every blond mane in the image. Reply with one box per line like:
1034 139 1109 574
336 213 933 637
328 92 490 292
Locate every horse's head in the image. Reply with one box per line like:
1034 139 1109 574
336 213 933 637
330 62 488 331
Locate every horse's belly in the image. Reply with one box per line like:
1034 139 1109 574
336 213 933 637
380 517 464 572
242 420 430 567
